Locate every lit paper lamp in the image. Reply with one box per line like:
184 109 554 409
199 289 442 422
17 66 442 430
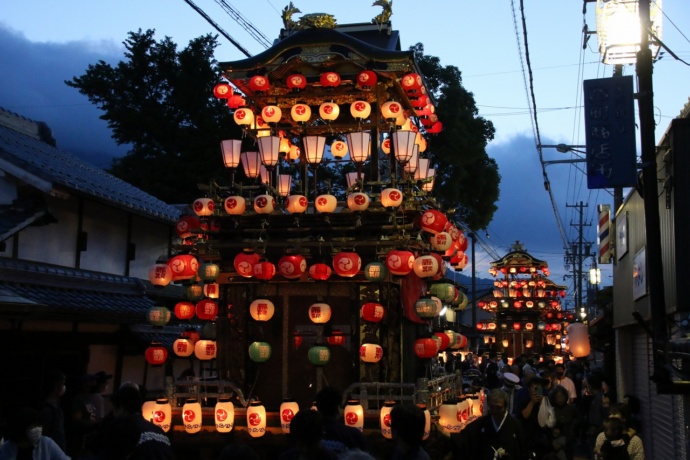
418 403 431 440
344 400 364 432
286 195 308 214
182 398 202 434
152 398 172 432
253 194 276 214
439 400 462 434
194 339 217 360
413 254 439 279
142 399 156 423
149 263 173 287
380 188 403 208
215 396 234 433
391 130 416 164
364 262 388 282
346 131 371 164
567 323 591 358
280 399 299 434
248 341 272 363
308 345 331 366
314 194 337 213
249 299 275 321
359 343 383 363
380 401 396 439
240 151 261 179
308 303 332 323
147 306 171 327
173 337 194 357
347 192 370 212
247 401 267 438
224 195 246 215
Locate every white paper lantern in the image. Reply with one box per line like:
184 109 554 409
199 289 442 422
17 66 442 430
350 100 371 120
439 400 462 434
215 397 235 433
413 254 439 278
418 403 431 440
261 105 282 124
308 303 332 324
319 102 340 121
380 188 403 207
194 339 217 360
380 401 396 439
286 195 308 214
247 401 267 437
150 398 172 433
192 198 215 217
331 140 348 159
344 400 364 432
182 398 202 434
224 196 246 215
346 192 370 212
280 399 300 434
253 194 276 214
249 299 275 321
142 400 156 423
359 343 383 363
291 103 312 123
173 337 194 357
314 194 337 213
233 107 254 126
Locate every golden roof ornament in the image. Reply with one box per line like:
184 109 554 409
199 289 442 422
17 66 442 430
372 0 393 25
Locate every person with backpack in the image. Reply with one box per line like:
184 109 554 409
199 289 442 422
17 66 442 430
594 415 644 460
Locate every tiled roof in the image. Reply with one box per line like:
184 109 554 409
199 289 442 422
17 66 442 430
0 110 181 224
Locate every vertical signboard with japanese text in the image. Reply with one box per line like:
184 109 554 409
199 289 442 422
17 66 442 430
583 76 637 189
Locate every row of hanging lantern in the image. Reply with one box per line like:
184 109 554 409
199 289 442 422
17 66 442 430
437 393 484 434
489 265 551 277
478 298 564 311
476 320 569 332
491 281 567 299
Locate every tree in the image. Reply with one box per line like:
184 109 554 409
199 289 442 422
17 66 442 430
411 43 500 230
66 29 240 204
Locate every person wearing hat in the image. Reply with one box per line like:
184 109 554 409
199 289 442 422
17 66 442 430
500 372 521 416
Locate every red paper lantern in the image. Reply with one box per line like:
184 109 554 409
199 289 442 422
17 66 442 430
361 302 385 323
434 332 451 351
332 252 362 278
327 331 345 346
385 249 415 276
420 210 448 235
451 252 469 270
174 302 196 320
234 251 260 278
410 95 430 108
309 263 332 281
227 92 245 109
414 338 438 359
196 299 218 321
320 71 341 88
176 215 201 239
278 254 307 280
431 253 445 280
253 261 276 281
168 254 199 282
456 334 468 348
286 73 307 91
213 83 232 99
401 73 422 93
356 70 377 89
513 322 522 331
248 75 270 92
455 231 469 252
145 342 168 366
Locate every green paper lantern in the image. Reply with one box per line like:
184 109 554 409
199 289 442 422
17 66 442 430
248 342 272 362
414 297 439 318
186 284 203 301
452 290 469 310
364 262 388 282
198 262 220 282
308 346 331 366
430 283 455 302
147 306 171 327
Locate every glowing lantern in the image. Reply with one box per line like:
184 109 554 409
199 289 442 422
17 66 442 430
410 95 430 108
525 322 534 331
364 262 388 282
309 263 332 281
215 397 234 433
198 263 219 282
249 299 275 321
168 254 199 282
149 264 173 287
247 401 267 438
233 107 254 126
420 210 448 235
344 400 364 431
567 323 591 358
248 341 272 363
413 254 439 279
431 232 453 252
308 345 331 366
380 188 403 207
226 92 245 109
434 332 451 351
287 144 301 162
350 100 371 120
445 330 457 347
347 192 370 212
253 194 276 214
415 297 439 318
327 331 345 346
381 101 405 124
319 102 340 121
455 334 468 348
319 71 341 88
414 338 438 358
261 105 282 124
385 249 414 276
182 398 202 434
360 343 383 363
451 252 469 270
286 73 307 91
332 252 361 278
431 253 446 280
175 215 200 239
174 301 195 321
401 73 422 93
392 129 417 164
356 70 377 89
308 303 332 324
147 306 170 327
278 254 307 280
438 400 462 434
380 137 391 154
148 398 171 432
213 83 232 99
286 195 308 214
195 299 218 321
203 283 219 299
193 198 214 217
456 231 469 252
173 337 194 357
314 194 337 213
291 103 311 123
347 132 371 163
280 400 299 434
417 403 431 440
380 401 396 439
430 283 455 302
145 342 168 366
234 250 260 278
224 195 246 215
253 261 276 281
361 302 385 323
194 339 217 360
248 75 269 92
331 139 348 159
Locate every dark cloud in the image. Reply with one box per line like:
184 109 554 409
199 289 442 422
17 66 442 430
0 25 128 168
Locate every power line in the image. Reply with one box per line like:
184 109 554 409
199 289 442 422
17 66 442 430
212 0 272 49
181 0 252 57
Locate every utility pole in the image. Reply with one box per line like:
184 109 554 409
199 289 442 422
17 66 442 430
566 202 593 313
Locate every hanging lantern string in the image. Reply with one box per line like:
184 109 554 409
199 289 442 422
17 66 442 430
244 367 261 409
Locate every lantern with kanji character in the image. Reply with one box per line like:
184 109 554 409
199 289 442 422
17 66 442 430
286 194 308 214
346 192 370 212
168 254 199 282
308 345 331 366
149 263 173 287
350 100 371 120
380 401 396 439
413 254 439 279
308 303 332 324
173 337 194 357
145 342 168 366
234 251 260 278
182 398 202 434
280 399 299 434
380 188 403 207
359 343 383 363
332 252 361 278
415 296 439 318
197 263 219 282
309 263 332 281
286 73 307 91
361 302 385 323
414 338 438 358
253 260 276 281
174 301 195 320
247 401 266 438
203 283 220 299
344 400 364 431
430 232 453 252
327 331 345 346
253 194 276 214
430 283 455 302
248 341 272 362
314 194 337 213
385 249 414 276
147 306 171 327
195 299 218 321
364 262 388 282
224 195 246 215
233 107 254 126
249 299 275 321
278 254 307 280
215 396 234 433
356 70 377 89
290 103 311 123
194 339 217 360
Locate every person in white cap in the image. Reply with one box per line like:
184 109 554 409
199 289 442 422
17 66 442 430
501 372 521 416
